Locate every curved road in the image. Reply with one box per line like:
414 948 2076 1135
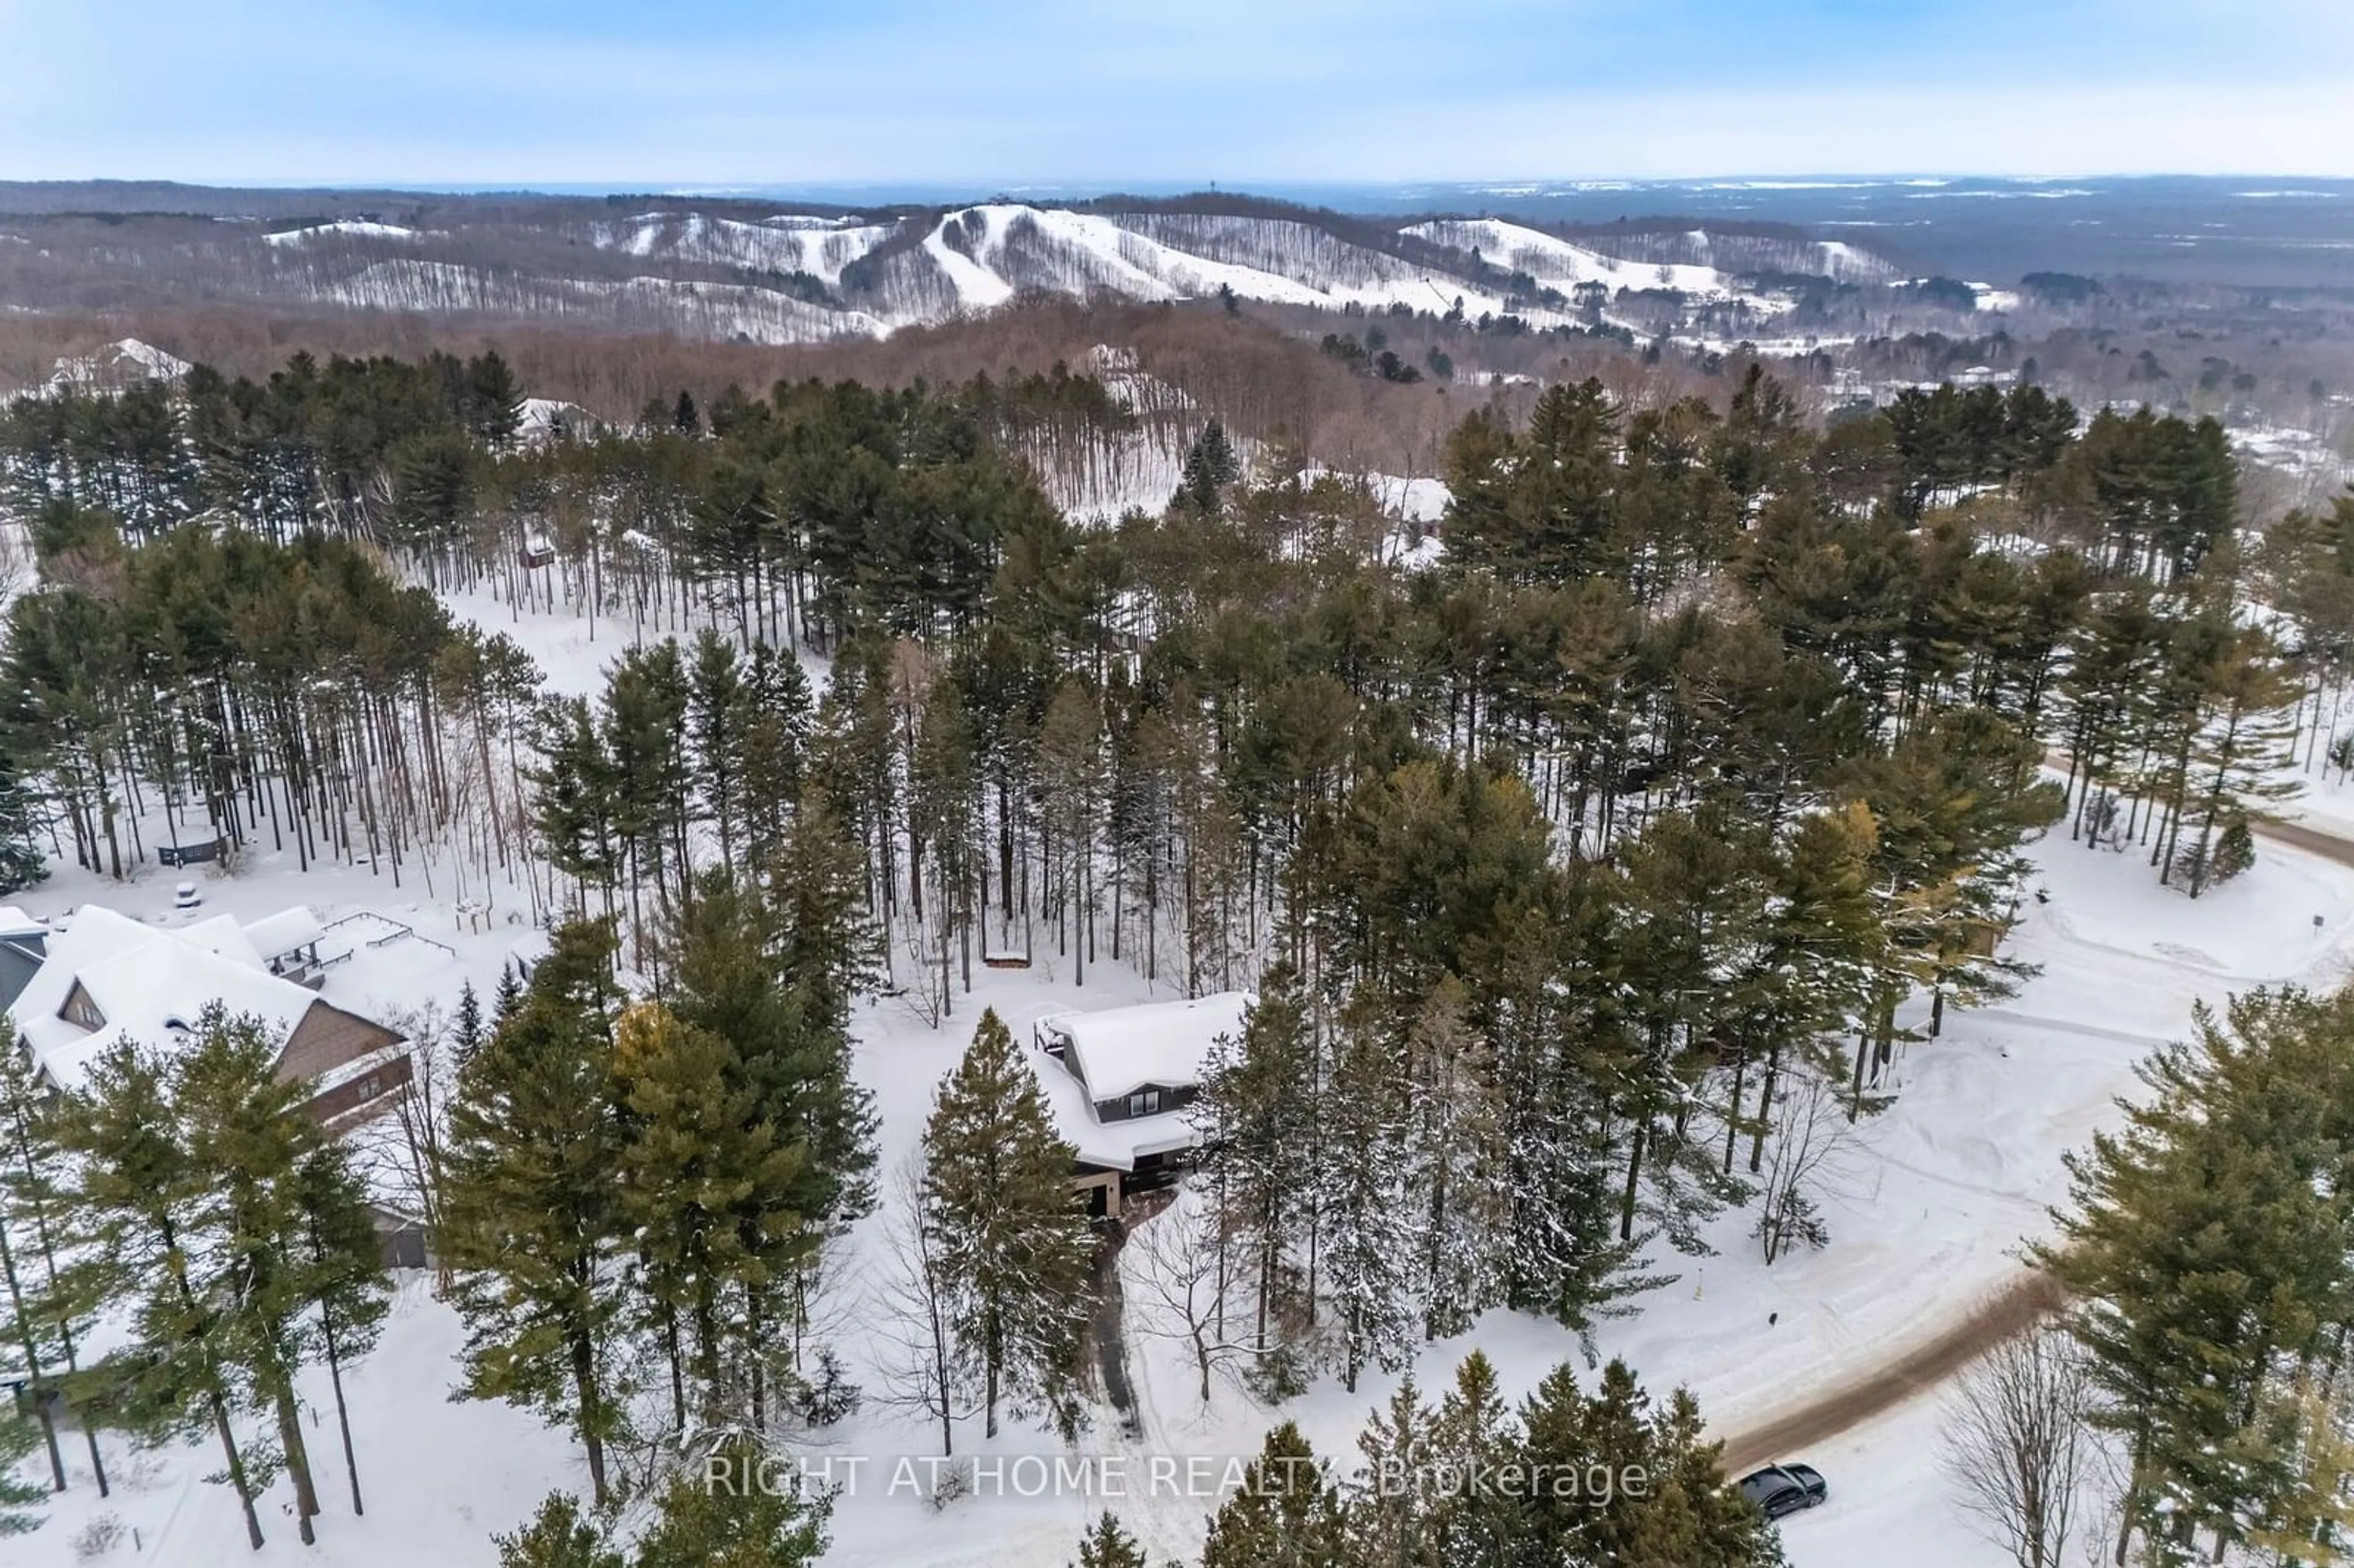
1715 1273 2064 1473
1713 799 2354 1469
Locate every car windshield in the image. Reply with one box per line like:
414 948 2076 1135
1739 1473 1783 1501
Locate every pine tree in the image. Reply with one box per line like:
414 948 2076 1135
634 1433 831 1568
736 642 813 868
1407 977 1510 1339
292 1140 392 1518
1428 1350 1520 1567
1070 1510 1148 1568
1200 1421 1345 1568
2040 986 2354 1563
175 1010 340 1543
444 919 630 1507
921 1008 1094 1439
453 980 486 1068
1344 1372 1436 1568
0 756 47 895
2170 621 2296 897
0 1407 43 1536
0 1043 104 1498
493 1493 623 1568
614 999 811 1434
666 865 877 1249
1319 999 1417 1393
688 629 751 873
1191 962 1317 1356
530 696 622 921
55 1039 272 1551
1177 420 1242 515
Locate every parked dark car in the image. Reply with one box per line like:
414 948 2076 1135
1737 1461 1828 1519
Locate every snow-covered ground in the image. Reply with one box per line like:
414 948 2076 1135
1104 815 2354 1568
9 731 2352 1565
264 221 426 248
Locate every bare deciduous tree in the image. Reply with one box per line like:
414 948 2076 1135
1943 1321 2093 1568
1127 1191 1257 1405
352 1000 455 1289
1753 1073 1852 1265
870 1156 973 1456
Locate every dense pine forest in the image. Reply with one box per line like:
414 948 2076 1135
3 343 2353 1566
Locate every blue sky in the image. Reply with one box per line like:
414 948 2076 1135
1 0 2348 185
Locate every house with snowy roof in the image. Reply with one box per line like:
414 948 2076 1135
1029 991 1253 1217
5 905 410 1127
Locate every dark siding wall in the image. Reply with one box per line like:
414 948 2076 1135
1091 1082 1199 1123
305 1048 414 1126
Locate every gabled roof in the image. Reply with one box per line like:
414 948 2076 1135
7 904 330 1094
1045 992 1254 1102
1022 1045 1203 1174
242 907 324 962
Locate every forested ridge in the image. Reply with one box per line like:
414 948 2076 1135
1 345 2349 1565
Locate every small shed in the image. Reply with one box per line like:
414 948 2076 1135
367 1203 433 1271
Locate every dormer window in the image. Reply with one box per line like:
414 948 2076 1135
59 981 104 1031
1127 1088 1162 1119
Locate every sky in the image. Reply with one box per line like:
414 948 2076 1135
1 0 2350 188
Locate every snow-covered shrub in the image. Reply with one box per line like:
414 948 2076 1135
72 1513 126 1561
929 1461 972 1512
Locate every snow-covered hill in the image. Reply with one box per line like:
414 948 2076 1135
595 211 897 285
265 220 427 247
230 197 1899 346
1406 217 1744 297
319 259 884 344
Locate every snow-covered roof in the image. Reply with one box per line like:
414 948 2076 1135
1043 992 1254 1102
7 904 329 1094
242 907 324 961
0 905 45 940
1022 1046 1204 1173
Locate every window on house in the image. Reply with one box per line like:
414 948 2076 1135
1127 1088 1162 1118
61 986 102 1030
356 1073 382 1101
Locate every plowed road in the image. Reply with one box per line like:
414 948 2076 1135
1714 797 2354 1467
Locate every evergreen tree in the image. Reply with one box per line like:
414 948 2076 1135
1190 962 1317 1357
0 1043 104 1497
1070 1510 1148 1568
1319 999 1417 1392
634 1434 830 1568
175 1011 341 1543
1199 1421 1345 1568
1428 1350 1521 1567
1406 977 1510 1339
920 1008 1094 1439
2040 986 2354 1564
291 1140 392 1518
444 920 630 1507
613 999 811 1433
1177 420 1242 514
55 1039 272 1551
0 1408 43 1536
0 757 47 894
493 1493 623 1568
453 980 487 1068
1344 1372 1436 1568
